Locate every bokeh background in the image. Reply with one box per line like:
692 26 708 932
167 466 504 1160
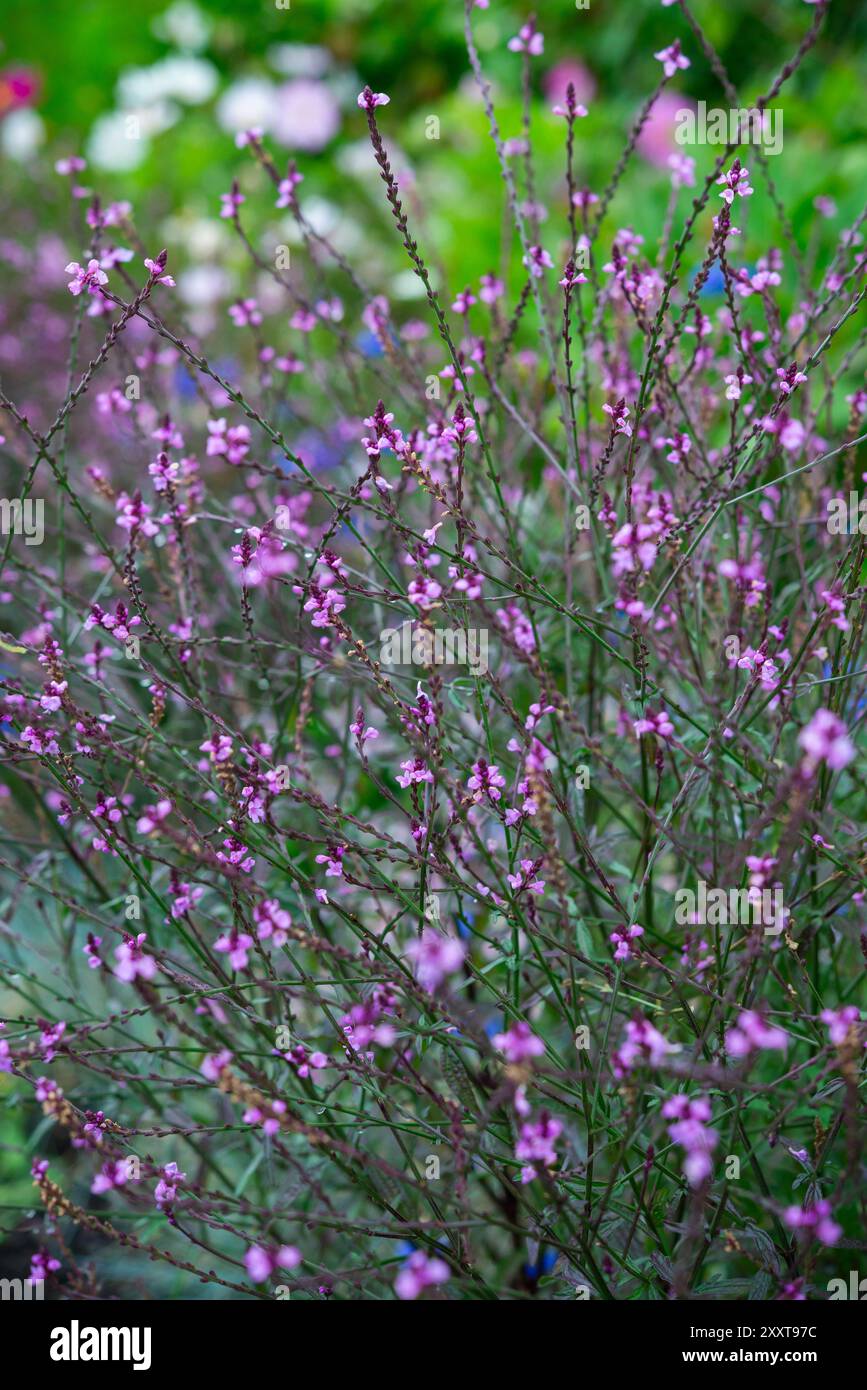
2 0 867 301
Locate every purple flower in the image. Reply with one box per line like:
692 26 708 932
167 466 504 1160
357 87 390 112
394 1250 450 1300
725 1010 789 1057
65 259 108 296
784 1199 841 1246
405 929 465 990
662 1094 718 1186
820 1005 860 1047
523 245 554 278
516 1111 562 1182
245 1244 301 1283
114 934 156 983
492 1021 545 1064
798 708 855 772
654 40 690 78
200 1049 233 1082
466 759 507 804
613 1017 680 1076
154 1162 186 1208
30 1250 61 1282
508 21 544 56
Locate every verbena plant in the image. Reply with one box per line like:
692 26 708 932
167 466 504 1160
0 0 864 1301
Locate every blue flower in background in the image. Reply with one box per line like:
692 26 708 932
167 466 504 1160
524 1248 558 1280
456 911 474 941
356 330 385 358
172 364 199 402
696 263 725 297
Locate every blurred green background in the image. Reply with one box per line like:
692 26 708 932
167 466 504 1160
1 0 866 296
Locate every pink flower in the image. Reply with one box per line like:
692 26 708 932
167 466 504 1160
154 1162 186 1208
717 160 753 205
508 21 544 56
820 1006 860 1047
200 1049 233 1082
243 1099 286 1135
30 1250 61 1282
797 708 855 772
206 417 251 466
466 759 506 804
405 929 465 990
662 1094 718 1186
394 1250 450 1300
776 362 808 395
65 259 108 296
784 1200 841 1246
219 186 245 219
559 260 588 290
725 1010 788 1057
144 253 175 287
516 1111 562 1182
245 1244 301 1283
214 930 255 971
276 172 303 208
522 245 554 278
315 845 345 878
634 709 674 742
255 898 292 947
357 87 390 111
609 923 644 963
228 298 262 328
506 859 546 897
136 799 172 834
654 41 690 78
91 1159 132 1194
603 398 632 437
613 1017 680 1076
113 934 156 983
492 1021 545 1064
668 152 696 188
407 575 442 609
479 272 505 304
39 1021 66 1063
396 757 434 788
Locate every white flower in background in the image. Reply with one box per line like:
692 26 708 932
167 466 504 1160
267 43 332 78
117 56 218 108
161 215 227 260
151 1 212 52
216 78 277 136
177 265 232 308
1 109 45 161
295 196 340 236
271 79 341 151
336 139 379 178
87 100 180 171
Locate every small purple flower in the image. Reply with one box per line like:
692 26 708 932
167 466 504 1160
654 40 690 78
357 87 390 112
